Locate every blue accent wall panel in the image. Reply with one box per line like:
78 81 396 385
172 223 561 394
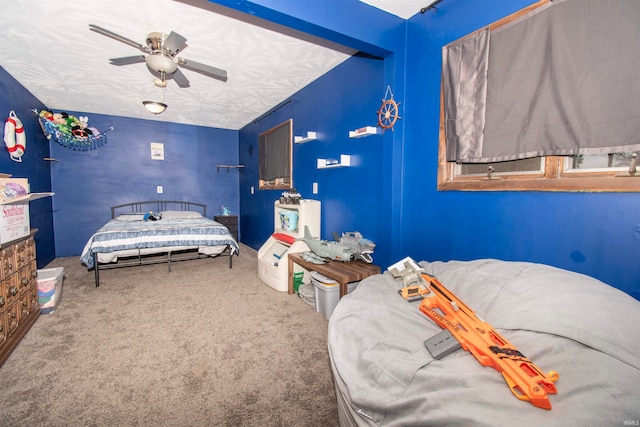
401 0 640 300
235 0 639 300
48 112 238 257
3 0 638 300
0 67 55 267
208 0 404 56
239 55 387 260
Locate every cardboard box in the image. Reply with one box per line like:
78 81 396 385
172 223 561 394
0 203 30 244
0 178 30 204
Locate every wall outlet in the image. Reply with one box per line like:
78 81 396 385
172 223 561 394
157 185 163 194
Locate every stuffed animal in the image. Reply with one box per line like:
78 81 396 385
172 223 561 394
143 211 161 221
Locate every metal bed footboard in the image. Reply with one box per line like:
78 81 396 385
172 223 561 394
93 246 233 287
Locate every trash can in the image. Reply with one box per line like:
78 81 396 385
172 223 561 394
37 267 64 314
311 271 358 319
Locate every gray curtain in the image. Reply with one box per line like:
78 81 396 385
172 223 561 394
443 27 490 162
259 121 291 181
443 0 640 163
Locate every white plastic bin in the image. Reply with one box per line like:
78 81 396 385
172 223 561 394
37 267 64 314
311 271 359 319
298 282 316 308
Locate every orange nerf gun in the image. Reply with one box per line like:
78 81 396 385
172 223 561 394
417 273 559 410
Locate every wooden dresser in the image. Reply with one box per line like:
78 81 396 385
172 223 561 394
0 231 39 366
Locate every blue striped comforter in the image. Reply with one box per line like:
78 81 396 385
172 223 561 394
80 217 239 268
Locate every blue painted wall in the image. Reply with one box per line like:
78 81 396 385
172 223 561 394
238 55 387 259
48 113 239 257
0 67 55 267
231 0 640 300
401 0 640 300
2 0 638 300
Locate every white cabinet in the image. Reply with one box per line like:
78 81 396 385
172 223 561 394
258 199 321 292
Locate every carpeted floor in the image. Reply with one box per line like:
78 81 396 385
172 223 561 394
0 245 339 426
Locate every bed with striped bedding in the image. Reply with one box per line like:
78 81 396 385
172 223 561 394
80 201 239 286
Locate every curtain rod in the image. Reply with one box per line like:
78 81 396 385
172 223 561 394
252 98 293 124
420 0 444 13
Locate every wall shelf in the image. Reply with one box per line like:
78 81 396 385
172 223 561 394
317 155 351 169
0 192 54 205
349 126 378 138
294 131 317 144
216 164 245 172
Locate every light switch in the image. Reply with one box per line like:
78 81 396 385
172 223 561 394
312 182 318 194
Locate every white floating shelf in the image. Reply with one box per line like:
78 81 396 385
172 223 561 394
0 192 54 205
294 131 317 144
317 155 351 169
349 126 378 138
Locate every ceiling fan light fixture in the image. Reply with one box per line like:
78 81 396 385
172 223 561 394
143 101 168 114
145 54 178 74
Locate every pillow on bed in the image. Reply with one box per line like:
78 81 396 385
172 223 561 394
115 214 146 221
159 210 203 219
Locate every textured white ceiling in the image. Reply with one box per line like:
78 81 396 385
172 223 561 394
0 1 408 130
359 0 440 19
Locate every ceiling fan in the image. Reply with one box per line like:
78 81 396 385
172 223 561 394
89 24 227 88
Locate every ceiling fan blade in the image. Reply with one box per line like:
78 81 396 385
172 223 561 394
178 58 228 82
109 55 146 66
163 31 188 56
89 24 149 54
172 68 191 88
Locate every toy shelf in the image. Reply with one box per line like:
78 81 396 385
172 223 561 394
257 199 321 292
317 155 351 169
294 131 317 144
349 126 377 138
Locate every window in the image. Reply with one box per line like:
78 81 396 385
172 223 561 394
259 119 292 190
438 0 640 192
565 153 638 172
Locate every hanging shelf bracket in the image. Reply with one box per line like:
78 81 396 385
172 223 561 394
216 164 245 173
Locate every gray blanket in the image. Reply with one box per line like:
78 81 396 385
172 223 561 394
328 259 640 426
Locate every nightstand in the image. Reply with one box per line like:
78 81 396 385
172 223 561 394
214 215 238 242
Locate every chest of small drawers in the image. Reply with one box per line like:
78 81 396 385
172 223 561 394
214 215 238 242
0 231 39 367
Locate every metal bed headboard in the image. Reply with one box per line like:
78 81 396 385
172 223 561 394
111 201 207 219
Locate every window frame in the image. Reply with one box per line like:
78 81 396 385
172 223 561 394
258 119 293 191
436 0 640 193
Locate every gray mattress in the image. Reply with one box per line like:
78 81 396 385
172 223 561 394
328 259 640 426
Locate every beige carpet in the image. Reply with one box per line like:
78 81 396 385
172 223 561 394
0 245 339 426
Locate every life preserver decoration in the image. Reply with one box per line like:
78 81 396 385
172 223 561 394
4 111 26 162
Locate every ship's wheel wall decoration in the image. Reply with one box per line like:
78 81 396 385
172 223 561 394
377 86 401 130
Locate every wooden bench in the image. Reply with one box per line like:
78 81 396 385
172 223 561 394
288 252 381 298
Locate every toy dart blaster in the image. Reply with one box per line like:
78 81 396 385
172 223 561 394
405 273 559 410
